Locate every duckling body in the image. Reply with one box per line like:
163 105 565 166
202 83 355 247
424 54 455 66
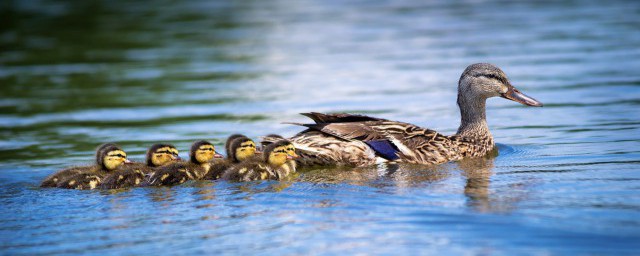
145 141 221 186
55 169 105 190
100 169 145 189
222 140 296 182
280 63 543 167
41 166 92 188
221 158 277 181
146 161 209 186
41 143 129 190
100 144 180 189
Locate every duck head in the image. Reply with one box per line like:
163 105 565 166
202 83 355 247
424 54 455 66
96 143 129 171
229 137 258 162
190 140 223 164
458 63 543 107
264 140 295 167
146 143 180 167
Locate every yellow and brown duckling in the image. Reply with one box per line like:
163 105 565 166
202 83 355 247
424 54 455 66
100 143 180 189
204 135 258 180
261 134 298 171
145 140 222 186
41 143 129 190
222 140 297 182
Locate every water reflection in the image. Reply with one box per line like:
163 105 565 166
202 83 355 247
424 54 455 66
459 150 497 212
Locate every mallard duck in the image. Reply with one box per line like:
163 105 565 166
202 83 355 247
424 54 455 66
100 143 180 189
281 63 543 167
145 140 222 186
204 135 258 180
222 140 296 182
41 143 130 189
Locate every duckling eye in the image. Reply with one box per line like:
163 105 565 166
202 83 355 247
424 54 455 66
109 154 126 158
199 147 214 152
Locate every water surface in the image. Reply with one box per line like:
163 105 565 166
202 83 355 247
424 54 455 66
2 0 640 254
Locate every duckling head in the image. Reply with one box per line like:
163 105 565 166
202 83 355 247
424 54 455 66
224 134 248 158
190 140 223 164
229 137 257 162
264 140 294 167
458 63 543 107
96 143 129 171
283 142 298 159
147 143 180 167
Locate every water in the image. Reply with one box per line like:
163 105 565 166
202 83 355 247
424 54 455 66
2 0 640 254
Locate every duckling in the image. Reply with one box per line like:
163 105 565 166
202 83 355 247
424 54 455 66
100 143 180 189
145 140 222 186
204 135 258 180
261 134 298 171
222 140 296 182
40 143 129 190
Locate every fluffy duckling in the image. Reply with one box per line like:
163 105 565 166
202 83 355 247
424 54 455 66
145 140 222 186
41 143 129 190
204 135 258 180
100 143 180 189
261 134 298 171
222 140 296 182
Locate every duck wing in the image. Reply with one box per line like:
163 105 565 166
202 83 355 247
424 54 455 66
300 112 385 123
297 113 458 164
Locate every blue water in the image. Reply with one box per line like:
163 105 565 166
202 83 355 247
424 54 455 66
2 0 640 254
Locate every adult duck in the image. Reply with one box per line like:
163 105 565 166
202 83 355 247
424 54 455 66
284 63 543 167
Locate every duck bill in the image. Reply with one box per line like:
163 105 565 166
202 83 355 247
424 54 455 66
501 86 543 107
213 153 224 159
